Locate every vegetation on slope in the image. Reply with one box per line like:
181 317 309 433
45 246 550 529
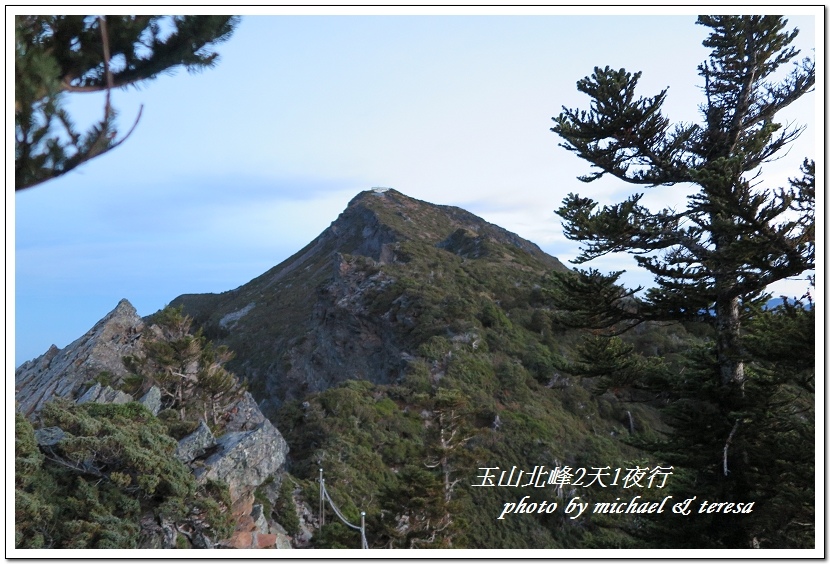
14 307 244 549
269 217 691 548
15 402 234 549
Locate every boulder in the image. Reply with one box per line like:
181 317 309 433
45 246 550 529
175 420 216 463
138 386 162 416
255 533 277 549
193 419 288 500
222 531 279 549
222 391 266 433
226 531 253 549
252 504 269 534
270 522 294 550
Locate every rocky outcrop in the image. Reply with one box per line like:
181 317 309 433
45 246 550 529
15 299 144 418
222 391 266 433
193 419 288 499
175 421 216 463
137 414 290 549
76 383 134 406
17 299 294 550
34 426 66 447
221 503 290 549
190 419 290 549
138 386 162 416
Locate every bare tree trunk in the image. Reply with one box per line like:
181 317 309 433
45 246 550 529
716 293 744 387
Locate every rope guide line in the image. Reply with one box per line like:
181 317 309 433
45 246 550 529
319 468 368 549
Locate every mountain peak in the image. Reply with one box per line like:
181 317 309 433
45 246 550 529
337 189 564 268
171 190 568 415
348 186 402 202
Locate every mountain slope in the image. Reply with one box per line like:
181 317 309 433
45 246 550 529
15 189 688 549
169 189 681 548
172 189 568 417
15 188 810 549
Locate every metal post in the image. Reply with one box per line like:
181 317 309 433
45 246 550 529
361 511 366 549
319 468 324 528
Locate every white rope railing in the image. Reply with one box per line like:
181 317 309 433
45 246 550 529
321 482 361 530
319 468 368 549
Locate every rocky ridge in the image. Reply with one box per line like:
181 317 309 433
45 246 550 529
16 299 299 550
15 298 144 418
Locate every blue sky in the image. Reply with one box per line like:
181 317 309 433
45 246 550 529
10 9 821 365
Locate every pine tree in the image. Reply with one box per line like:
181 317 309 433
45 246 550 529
549 16 815 548
123 306 244 429
628 298 815 549
551 15 814 390
15 15 239 190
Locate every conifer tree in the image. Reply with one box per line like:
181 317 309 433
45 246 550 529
123 306 244 428
549 16 815 548
551 15 814 390
15 15 239 190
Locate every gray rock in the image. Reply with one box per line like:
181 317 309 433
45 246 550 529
271 522 293 549
222 391 266 433
138 515 178 549
138 514 164 549
492 414 502 431
190 531 214 549
219 302 255 330
175 420 216 463
252 504 269 535
160 521 177 549
138 386 162 416
15 299 144 418
193 419 289 499
76 383 133 406
34 426 66 447
293 493 317 547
